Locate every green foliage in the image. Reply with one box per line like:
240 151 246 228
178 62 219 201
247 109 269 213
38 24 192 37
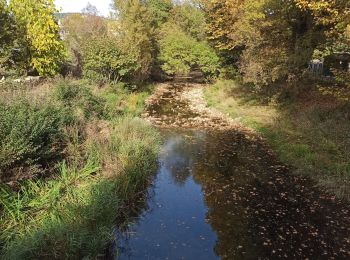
10 0 65 76
0 0 27 76
0 102 65 181
158 23 219 77
115 0 155 83
0 78 159 257
0 1 15 73
101 83 153 118
172 2 207 40
81 37 138 82
0 78 155 182
61 13 109 77
145 0 173 27
54 80 151 120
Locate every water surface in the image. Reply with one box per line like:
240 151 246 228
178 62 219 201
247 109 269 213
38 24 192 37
116 129 349 259
115 84 350 259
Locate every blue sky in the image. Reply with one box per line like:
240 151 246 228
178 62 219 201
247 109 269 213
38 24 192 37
55 0 113 17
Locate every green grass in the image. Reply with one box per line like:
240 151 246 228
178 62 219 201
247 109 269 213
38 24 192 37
100 83 154 118
205 80 350 200
0 79 160 259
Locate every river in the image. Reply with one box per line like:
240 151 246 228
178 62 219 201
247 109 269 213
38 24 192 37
114 83 350 259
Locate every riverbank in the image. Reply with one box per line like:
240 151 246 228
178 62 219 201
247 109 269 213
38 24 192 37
204 80 350 201
0 79 160 259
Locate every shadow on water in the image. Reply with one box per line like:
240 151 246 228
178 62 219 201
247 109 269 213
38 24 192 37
113 84 350 259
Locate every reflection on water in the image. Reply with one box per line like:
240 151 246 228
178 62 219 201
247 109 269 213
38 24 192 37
116 129 350 259
117 131 219 260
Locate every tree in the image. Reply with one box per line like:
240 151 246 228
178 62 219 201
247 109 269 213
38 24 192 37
145 0 173 27
172 2 207 40
0 0 29 75
158 23 219 78
204 1 327 86
82 37 138 81
204 0 350 88
82 2 99 16
10 0 65 76
61 13 109 77
0 0 15 73
115 0 155 83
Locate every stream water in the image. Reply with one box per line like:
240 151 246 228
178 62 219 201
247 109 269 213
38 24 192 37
115 84 350 259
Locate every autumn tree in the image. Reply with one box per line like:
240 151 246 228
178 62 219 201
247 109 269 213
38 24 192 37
204 0 350 88
205 0 301 86
294 0 350 52
10 0 65 76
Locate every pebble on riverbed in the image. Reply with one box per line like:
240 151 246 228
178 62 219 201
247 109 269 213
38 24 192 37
143 83 259 136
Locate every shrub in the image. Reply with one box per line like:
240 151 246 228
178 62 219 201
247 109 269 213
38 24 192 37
0 102 65 181
100 83 152 119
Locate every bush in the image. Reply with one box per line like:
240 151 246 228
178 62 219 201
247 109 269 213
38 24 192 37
0 79 159 258
0 102 65 181
100 83 152 119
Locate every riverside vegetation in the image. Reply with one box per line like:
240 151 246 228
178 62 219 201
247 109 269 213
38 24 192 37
0 0 350 258
0 79 160 258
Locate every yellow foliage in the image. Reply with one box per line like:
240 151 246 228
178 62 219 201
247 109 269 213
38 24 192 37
10 0 65 76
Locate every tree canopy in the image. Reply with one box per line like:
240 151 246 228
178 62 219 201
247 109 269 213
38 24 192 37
158 22 219 77
204 0 350 87
0 0 349 88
